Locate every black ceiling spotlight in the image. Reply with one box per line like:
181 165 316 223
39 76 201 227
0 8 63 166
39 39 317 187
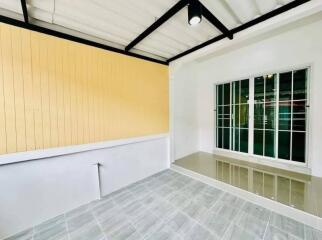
188 0 202 26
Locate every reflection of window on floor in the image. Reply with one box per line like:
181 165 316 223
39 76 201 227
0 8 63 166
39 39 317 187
214 159 306 210
215 67 308 164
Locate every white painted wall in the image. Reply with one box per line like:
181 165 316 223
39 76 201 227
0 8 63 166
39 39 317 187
171 14 322 176
170 63 199 160
0 135 169 239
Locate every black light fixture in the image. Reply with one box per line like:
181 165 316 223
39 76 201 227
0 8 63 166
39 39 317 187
188 0 202 26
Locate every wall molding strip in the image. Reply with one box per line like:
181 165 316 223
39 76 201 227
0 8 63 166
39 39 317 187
0 133 169 166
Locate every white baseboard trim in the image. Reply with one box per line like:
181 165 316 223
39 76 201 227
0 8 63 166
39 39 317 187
0 133 169 166
171 164 322 231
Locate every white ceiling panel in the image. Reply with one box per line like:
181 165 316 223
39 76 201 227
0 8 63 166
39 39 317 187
225 0 259 23
0 0 309 61
255 0 279 15
200 0 241 28
0 0 22 14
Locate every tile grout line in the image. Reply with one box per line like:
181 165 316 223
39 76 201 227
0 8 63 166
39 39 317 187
88 202 109 240
162 177 229 239
63 213 71 240
262 210 272 240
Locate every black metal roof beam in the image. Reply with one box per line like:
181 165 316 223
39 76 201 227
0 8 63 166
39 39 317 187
0 15 168 65
125 0 188 52
20 0 29 23
167 0 310 62
199 2 233 40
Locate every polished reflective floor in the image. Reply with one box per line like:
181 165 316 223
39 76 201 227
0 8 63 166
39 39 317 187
174 152 322 218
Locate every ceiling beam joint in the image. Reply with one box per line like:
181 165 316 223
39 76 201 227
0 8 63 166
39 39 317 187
125 0 189 52
198 1 233 39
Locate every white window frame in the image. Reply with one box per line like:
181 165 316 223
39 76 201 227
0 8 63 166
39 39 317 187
214 65 311 168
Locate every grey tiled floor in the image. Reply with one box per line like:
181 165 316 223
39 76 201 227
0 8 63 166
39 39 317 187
5 170 322 240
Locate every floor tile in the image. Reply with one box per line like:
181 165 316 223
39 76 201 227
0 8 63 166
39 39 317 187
193 192 219 209
305 226 322 240
167 179 186 190
223 224 261 240
211 201 241 221
67 211 95 233
65 204 91 220
121 200 146 220
236 212 268 238
112 191 135 207
201 210 231 238
166 192 190 209
183 224 219 240
4 229 33 240
242 202 271 222
33 222 67 240
270 213 305 239
105 223 141 240
220 193 245 208
34 215 65 233
144 225 182 240
182 201 208 222
99 213 128 235
201 186 223 199
264 225 301 240
133 211 163 237
166 212 195 234
149 199 176 220
154 185 175 199
69 222 105 240
91 198 115 216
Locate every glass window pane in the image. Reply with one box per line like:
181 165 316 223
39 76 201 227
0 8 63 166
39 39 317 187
254 77 264 103
217 127 223 148
254 130 263 155
224 106 230 115
224 83 230 105
217 118 223 127
217 85 223 105
217 106 222 115
254 104 264 129
293 101 306 131
223 128 230 150
240 104 248 128
234 128 239 151
265 74 276 102
293 69 307 100
279 102 291 130
265 130 275 158
224 119 230 127
240 79 249 104
279 72 292 101
292 132 305 162
234 105 239 128
233 81 240 104
265 103 275 130
240 129 248 153
278 131 290 160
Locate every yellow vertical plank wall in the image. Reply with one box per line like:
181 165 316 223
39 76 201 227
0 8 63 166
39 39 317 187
0 23 169 155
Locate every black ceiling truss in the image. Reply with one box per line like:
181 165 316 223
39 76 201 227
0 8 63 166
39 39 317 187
0 0 311 65
20 0 29 23
125 0 189 52
199 2 233 40
167 0 310 62
125 0 233 52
